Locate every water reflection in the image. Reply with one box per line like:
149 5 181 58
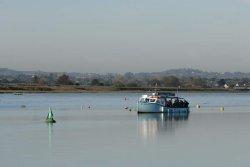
47 123 53 148
138 112 189 140
47 123 53 167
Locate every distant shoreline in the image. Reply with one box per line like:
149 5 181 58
0 85 248 93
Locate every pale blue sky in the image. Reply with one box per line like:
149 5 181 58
1 0 250 73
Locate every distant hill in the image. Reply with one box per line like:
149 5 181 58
1 68 250 79
154 68 250 79
0 68 48 77
0 68 22 76
133 68 250 79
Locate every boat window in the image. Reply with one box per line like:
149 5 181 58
149 99 156 103
159 99 165 105
166 98 171 101
140 98 149 102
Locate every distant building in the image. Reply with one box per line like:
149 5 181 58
234 83 248 90
224 84 230 89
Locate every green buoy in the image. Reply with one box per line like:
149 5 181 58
46 107 56 123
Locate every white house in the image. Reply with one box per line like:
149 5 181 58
224 84 230 89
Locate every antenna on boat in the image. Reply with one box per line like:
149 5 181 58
154 83 158 95
176 85 180 97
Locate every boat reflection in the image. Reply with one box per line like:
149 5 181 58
138 112 189 140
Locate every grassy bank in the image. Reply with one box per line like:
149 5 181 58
0 85 247 93
0 85 118 93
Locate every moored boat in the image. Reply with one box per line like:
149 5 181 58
137 92 189 114
14 92 23 95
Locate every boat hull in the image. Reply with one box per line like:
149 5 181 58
137 102 189 114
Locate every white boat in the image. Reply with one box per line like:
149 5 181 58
137 92 189 114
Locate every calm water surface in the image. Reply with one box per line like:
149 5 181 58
0 92 250 167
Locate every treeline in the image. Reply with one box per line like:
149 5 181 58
1 72 250 89
110 75 249 89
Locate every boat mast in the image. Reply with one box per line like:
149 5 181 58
176 85 180 97
154 83 158 94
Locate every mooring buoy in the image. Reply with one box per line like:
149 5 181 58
21 105 26 108
196 104 201 109
46 107 56 123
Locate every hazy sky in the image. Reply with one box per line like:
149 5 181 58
1 0 250 73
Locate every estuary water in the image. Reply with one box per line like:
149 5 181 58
0 92 250 167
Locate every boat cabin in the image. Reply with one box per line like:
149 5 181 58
139 94 189 108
